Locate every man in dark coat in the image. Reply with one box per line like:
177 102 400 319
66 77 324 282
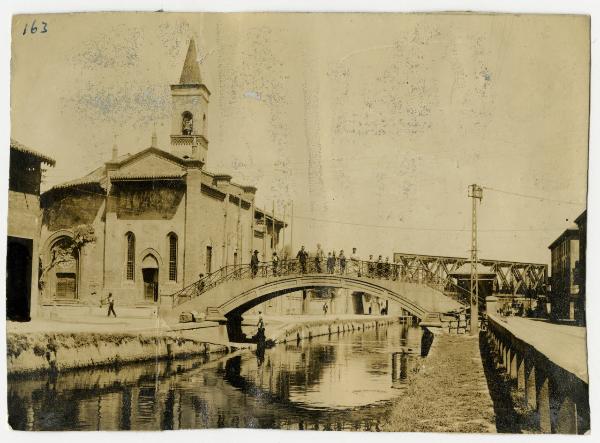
251 250 260 277
296 245 308 274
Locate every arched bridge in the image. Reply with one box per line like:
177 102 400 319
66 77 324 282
161 259 463 328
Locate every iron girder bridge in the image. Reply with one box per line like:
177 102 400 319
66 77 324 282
392 252 548 298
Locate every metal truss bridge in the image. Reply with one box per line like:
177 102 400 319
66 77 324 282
393 252 548 298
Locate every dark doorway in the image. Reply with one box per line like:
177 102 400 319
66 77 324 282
6 236 33 321
142 268 159 302
351 292 365 314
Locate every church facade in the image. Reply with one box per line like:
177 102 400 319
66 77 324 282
38 40 284 318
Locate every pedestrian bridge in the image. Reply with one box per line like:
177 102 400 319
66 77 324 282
160 260 463 330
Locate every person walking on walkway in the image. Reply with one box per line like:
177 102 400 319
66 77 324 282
103 292 117 317
272 251 279 276
315 243 324 273
323 302 328 316
297 245 309 274
251 250 260 278
339 250 346 274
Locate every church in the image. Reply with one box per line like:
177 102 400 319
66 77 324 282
38 39 285 319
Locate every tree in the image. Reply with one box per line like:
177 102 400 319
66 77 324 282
39 224 96 290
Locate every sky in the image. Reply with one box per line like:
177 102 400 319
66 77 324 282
10 12 589 265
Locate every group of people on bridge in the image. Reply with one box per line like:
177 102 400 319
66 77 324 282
249 245 400 280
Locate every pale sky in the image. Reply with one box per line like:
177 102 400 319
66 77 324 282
10 12 589 265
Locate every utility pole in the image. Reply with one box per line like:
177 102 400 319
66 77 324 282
262 210 267 261
237 193 241 257
282 204 286 256
469 184 483 336
290 201 294 255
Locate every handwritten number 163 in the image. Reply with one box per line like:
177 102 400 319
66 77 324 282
23 20 48 35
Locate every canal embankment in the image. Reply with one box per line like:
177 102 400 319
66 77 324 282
484 315 589 434
242 313 408 344
7 329 228 375
383 329 497 433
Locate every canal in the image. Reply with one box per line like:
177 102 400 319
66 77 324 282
8 322 427 431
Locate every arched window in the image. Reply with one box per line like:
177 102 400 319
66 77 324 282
181 111 193 135
126 232 135 280
168 233 177 281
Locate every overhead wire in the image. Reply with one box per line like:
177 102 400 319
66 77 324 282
482 186 585 206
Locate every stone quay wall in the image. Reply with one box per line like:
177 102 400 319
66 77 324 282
7 331 228 375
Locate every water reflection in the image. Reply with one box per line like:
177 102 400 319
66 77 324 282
8 322 424 431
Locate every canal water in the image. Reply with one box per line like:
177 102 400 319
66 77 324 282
8 322 427 431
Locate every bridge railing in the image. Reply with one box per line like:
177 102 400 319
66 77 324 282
168 257 464 307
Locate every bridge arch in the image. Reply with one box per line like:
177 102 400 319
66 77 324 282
211 274 429 321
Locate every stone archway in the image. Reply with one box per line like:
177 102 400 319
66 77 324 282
42 235 79 302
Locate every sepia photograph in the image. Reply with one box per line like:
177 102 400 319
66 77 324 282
1 2 595 438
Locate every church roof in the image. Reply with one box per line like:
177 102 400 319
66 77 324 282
46 147 196 192
49 164 107 190
111 171 187 181
179 38 203 85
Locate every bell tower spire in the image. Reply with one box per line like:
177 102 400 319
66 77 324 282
180 38 202 85
170 38 211 164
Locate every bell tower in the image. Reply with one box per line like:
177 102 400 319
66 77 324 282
170 38 210 163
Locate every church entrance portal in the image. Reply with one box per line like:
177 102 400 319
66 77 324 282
142 269 159 302
141 254 159 303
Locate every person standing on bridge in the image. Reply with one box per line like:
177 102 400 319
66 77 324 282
376 255 384 278
272 251 279 276
350 247 361 277
197 274 205 293
339 250 346 274
368 254 375 278
327 252 335 274
297 245 309 274
251 250 260 278
315 243 325 273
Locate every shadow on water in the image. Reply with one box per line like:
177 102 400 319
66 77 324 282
420 327 434 357
478 331 522 433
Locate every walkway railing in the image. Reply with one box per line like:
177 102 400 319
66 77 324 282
168 258 469 308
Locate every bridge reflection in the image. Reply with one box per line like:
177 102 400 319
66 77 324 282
8 323 423 431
